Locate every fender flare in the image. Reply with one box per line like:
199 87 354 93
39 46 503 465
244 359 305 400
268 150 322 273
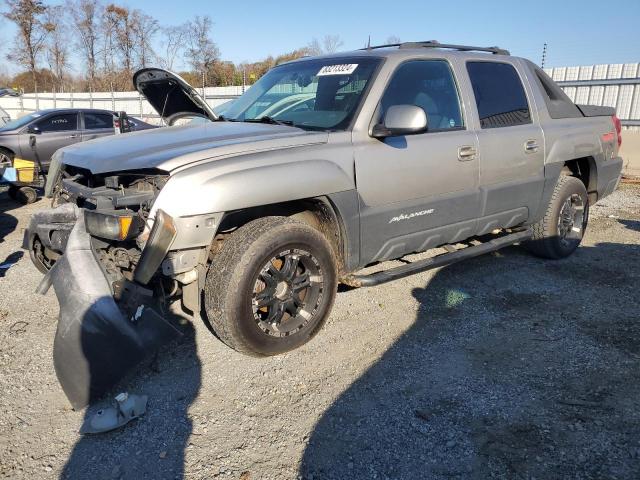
151 159 355 218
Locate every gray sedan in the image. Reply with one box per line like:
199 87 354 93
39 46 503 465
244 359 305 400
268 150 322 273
0 108 155 170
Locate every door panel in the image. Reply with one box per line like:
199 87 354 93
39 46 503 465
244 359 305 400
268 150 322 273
476 124 545 219
28 113 81 169
466 61 545 222
356 131 480 263
356 60 480 265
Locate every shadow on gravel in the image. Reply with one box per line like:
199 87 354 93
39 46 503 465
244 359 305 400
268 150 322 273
60 320 201 480
619 219 640 232
0 194 19 243
0 250 23 277
300 242 640 479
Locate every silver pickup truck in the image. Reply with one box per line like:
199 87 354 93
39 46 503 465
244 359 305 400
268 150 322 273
24 41 623 407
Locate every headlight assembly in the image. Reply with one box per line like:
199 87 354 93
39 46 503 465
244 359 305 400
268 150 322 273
84 210 144 241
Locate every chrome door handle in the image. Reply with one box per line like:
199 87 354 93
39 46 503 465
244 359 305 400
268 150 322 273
68 134 79 139
525 140 539 153
458 145 477 161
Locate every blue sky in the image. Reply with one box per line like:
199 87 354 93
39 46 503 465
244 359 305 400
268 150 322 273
1 0 639 72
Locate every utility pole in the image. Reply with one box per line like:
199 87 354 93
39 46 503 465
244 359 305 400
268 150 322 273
541 43 548 68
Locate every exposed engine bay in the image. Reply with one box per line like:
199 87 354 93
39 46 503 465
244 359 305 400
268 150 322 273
33 166 168 279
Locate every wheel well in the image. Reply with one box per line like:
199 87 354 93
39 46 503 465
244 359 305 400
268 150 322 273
562 157 597 203
215 198 346 270
0 146 15 157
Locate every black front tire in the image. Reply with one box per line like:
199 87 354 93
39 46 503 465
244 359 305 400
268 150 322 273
204 216 338 356
526 175 589 259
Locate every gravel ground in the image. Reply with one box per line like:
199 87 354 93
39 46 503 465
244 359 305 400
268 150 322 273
1 184 639 480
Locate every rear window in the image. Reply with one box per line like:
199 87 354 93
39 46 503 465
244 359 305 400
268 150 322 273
467 62 531 128
84 112 114 130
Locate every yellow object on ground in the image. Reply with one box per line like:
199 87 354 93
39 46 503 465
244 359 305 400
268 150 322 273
13 158 35 183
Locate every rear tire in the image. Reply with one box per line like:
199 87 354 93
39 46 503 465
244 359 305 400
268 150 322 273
204 216 338 356
526 175 589 259
17 186 37 205
7 185 18 200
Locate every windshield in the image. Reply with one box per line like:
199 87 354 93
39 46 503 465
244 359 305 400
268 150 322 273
223 57 381 131
0 112 40 131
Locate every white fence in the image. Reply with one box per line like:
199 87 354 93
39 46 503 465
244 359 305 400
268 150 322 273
0 86 246 124
544 63 640 129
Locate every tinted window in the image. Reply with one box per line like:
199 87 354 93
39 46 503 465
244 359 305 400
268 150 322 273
37 113 78 132
380 60 464 131
84 112 114 130
467 62 531 128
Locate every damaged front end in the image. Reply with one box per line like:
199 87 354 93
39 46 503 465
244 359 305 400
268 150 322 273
25 165 202 409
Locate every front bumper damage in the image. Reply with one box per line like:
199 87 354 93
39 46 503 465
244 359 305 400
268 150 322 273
34 208 181 409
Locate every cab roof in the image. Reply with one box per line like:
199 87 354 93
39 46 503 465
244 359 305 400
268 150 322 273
285 41 519 65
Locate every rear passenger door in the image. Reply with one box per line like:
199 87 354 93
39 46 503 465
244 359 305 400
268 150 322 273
82 112 116 142
466 61 545 234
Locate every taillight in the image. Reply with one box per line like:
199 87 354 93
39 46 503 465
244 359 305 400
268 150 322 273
612 115 622 148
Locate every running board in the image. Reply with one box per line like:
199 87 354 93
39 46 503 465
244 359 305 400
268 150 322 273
343 229 532 287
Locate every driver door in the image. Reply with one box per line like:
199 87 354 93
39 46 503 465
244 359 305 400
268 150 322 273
355 59 481 264
20 112 82 170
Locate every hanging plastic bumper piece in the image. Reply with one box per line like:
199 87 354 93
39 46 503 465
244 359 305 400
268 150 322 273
42 212 181 410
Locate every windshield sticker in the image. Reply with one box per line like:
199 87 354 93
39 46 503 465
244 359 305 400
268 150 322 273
317 64 358 76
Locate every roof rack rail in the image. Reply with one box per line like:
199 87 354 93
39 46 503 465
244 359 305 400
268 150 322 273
361 40 510 56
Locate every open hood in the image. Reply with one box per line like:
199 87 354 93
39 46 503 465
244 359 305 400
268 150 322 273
133 68 218 123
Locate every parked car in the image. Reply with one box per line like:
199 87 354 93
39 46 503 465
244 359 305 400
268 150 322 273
0 87 21 97
25 42 623 408
126 116 156 131
0 106 10 128
0 108 155 172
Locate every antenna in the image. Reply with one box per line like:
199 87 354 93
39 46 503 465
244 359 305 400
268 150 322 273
541 43 548 68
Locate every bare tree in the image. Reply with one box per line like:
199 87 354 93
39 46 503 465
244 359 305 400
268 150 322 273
307 35 345 55
68 0 102 89
2 0 53 90
105 4 135 73
159 24 187 71
322 34 344 53
306 38 323 56
134 11 158 68
44 5 70 91
185 15 220 88
99 4 121 89
386 35 401 45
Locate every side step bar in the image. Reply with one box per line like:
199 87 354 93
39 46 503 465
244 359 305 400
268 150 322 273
343 229 532 288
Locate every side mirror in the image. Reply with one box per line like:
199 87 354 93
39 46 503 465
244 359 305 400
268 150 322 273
372 105 428 138
27 125 41 134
